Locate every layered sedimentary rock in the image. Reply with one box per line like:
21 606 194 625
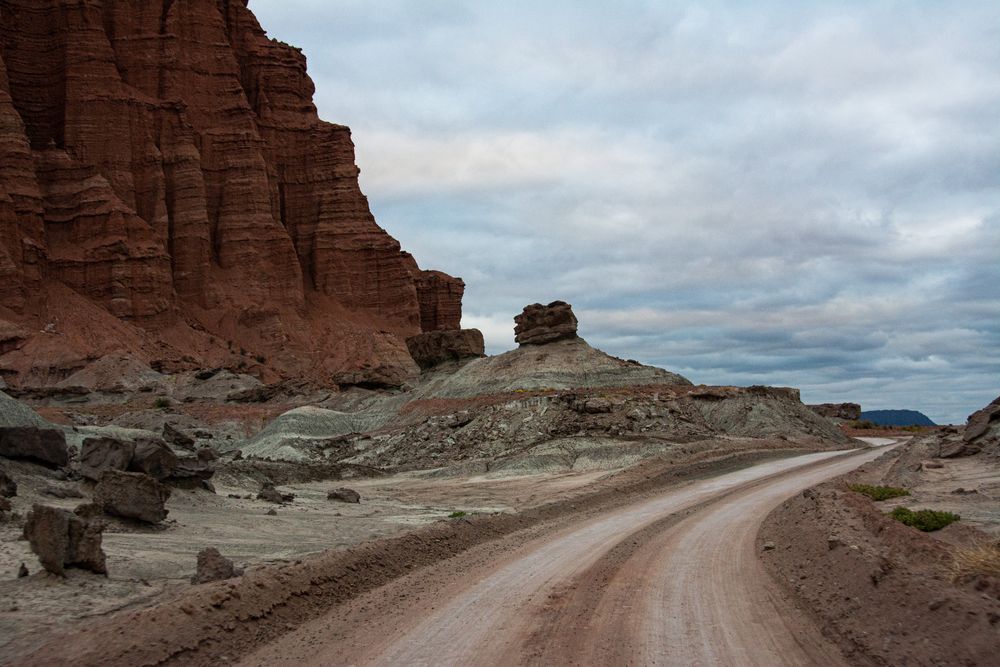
514 301 579 346
0 0 463 387
807 403 861 421
401 252 465 331
406 329 485 370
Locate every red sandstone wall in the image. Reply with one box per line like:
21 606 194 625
0 0 463 387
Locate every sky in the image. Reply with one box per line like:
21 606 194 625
252 1 1000 425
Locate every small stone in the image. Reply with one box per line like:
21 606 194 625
266 509 277 516
17 562 28 578
191 547 243 584
762 541 776 551
326 488 361 503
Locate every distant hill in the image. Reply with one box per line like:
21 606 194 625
860 410 936 427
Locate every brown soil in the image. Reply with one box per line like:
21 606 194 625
760 447 1000 666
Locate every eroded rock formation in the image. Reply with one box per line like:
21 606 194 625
514 301 579 346
807 403 861 421
0 0 464 389
406 329 485 370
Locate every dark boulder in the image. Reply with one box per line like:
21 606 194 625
78 437 135 481
94 470 171 523
22 503 107 575
258 481 294 504
190 547 243 584
129 438 178 480
327 487 361 503
0 426 69 467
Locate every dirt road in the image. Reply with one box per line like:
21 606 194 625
242 445 888 666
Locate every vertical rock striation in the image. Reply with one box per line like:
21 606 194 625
0 0 464 387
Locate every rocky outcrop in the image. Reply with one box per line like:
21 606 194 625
0 426 68 467
406 329 485 370
23 503 107 575
94 470 170 524
401 253 465 331
943 395 1000 458
807 403 861 421
0 0 464 389
514 301 579 346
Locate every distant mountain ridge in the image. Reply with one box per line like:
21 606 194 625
860 410 936 427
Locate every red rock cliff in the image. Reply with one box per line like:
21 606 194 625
0 0 464 388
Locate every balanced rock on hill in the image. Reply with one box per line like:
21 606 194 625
514 301 579 346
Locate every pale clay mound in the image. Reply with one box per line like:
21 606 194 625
415 338 692 399
238 406 392 462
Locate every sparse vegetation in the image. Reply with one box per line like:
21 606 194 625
848 419 880 430
153 397 170 409
448 511 467 518
848 483 910 501
889 506 960 532
949 541 1000 582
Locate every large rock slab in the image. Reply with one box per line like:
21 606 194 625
23 503 107 575
514 301 579 346
94 470 170 524
129 438 178 480
0 426 68 467
406 329 485 370
78 437 135 481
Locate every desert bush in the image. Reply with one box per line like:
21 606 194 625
448 510 467 518
849 419 879 430
889 506 960 532
153 397 170 409
848 483 910 501
949 541 1000 582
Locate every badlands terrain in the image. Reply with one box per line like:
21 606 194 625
0 1 998 665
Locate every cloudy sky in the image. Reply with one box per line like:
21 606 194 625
253 1 1000 424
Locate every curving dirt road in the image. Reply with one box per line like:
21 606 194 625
242 446 888 666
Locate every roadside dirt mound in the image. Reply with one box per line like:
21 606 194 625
761 457 1000 666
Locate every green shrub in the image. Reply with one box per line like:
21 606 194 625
153 397 170 409
849 419 879 430
448 511 467 518
890 506 960 532
849 483 910 501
